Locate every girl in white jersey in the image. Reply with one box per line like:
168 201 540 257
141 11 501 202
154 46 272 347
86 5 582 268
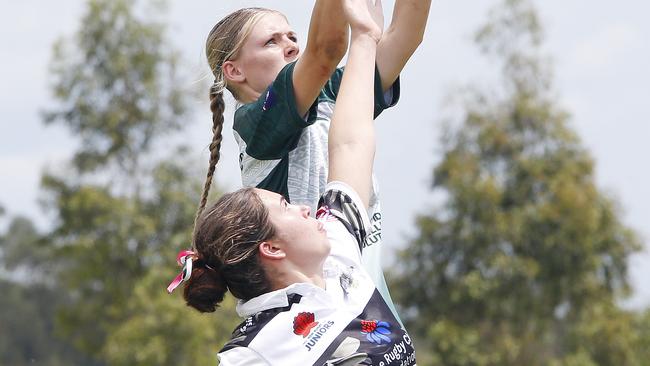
169 1 417 364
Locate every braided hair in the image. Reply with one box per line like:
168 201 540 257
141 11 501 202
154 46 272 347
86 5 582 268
193 8 281 231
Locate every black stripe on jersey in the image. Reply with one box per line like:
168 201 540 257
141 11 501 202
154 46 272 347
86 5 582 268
318 189 368 253
220 293 303 352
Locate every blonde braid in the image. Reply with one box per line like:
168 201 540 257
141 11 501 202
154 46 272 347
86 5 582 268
193 83 225 233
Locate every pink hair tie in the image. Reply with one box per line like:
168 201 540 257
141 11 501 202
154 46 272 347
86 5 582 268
166 250 197 294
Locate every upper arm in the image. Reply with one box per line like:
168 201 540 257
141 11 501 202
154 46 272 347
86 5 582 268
318 182 371 255
327 36 378 208
376 30 416 91
376 0 432 91
292 53 339 117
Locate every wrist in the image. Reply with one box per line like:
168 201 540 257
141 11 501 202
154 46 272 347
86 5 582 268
350 31 381 45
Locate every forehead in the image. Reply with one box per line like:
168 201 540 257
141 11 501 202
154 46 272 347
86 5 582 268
254 189 283 208
249 12 292 37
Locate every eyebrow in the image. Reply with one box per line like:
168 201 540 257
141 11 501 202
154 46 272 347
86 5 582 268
269 31 297 39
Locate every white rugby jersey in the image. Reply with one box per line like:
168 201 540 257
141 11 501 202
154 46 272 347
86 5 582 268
233 62 401 320
217 182 416 366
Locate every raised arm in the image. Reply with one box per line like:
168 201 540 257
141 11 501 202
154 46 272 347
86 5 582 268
376 0 432 91
293 0 349 116
328 0 384 208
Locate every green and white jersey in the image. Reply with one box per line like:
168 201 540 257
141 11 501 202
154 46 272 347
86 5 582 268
233 62 400 318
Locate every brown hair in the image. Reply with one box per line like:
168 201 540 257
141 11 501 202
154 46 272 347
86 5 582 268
184 188 276 312
194 8 282 229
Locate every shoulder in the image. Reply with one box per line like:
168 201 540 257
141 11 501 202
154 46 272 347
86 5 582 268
232 62 312 159
318 181 371 253
234 63 299 131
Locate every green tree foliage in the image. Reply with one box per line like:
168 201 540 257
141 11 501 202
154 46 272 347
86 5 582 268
38 157 239 363
43 0 186 174
0 0 239 364
1 216 45 275
0 217 98 365
103 268 239 365
0 279 100 366
392 0 645 364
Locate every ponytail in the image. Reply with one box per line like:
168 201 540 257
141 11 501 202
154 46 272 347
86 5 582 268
193 83 225 236
183 259 227 313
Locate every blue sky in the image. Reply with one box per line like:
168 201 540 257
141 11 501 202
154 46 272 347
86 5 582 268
1 0 648 307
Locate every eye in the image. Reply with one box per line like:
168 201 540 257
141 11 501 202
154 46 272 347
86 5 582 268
289 35 298 43
265 38 276 46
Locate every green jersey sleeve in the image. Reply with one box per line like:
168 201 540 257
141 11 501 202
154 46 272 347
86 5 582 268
320 66 401 118
233 62 400 161
373 66 400 118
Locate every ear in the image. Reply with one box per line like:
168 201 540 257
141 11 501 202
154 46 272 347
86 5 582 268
258 241 286 261
222 61 245 84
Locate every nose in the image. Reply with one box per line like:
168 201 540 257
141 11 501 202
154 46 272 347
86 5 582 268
300 205 311 218
284 38 299 59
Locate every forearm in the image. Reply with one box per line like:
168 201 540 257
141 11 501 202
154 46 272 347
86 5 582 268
376 0 432 91
293 0 349 116
304 0 349 64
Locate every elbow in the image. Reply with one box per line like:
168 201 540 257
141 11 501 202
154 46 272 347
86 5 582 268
384 27 425 56
412 30 425 48
317 32 349 62
411 34 425 55
325 40 348 61
302 41 346 77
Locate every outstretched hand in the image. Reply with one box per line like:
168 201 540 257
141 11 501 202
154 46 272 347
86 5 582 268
342 0 384 43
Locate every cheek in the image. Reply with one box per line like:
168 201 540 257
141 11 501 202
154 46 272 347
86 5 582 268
261 48 288 68
245 54 283 88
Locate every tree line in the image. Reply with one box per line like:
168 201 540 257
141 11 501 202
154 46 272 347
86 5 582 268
1 0 648 365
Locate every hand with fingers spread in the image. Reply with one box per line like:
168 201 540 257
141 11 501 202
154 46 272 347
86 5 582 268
343 0 384 43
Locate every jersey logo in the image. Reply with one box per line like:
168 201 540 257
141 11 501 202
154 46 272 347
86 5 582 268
238 316 254 334
293 312 319 338
360 320 392 345
364 212 382 248
316 205 338 222
262 88 276 111
316 205 331 220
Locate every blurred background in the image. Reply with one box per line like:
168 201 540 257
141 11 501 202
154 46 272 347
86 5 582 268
1 0 649 364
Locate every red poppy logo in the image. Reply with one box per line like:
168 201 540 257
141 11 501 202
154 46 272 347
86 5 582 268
316 206 337 222
293 312 319 338
360 320 377 333
360 319 392 345
316 206 330 219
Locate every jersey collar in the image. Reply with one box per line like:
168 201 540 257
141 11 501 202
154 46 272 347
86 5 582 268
236 282 331 317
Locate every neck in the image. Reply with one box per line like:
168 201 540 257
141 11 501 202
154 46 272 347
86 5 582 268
268 264 326 291
233 84 262 104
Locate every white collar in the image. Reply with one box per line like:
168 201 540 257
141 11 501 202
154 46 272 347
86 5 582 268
236 282 328 317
